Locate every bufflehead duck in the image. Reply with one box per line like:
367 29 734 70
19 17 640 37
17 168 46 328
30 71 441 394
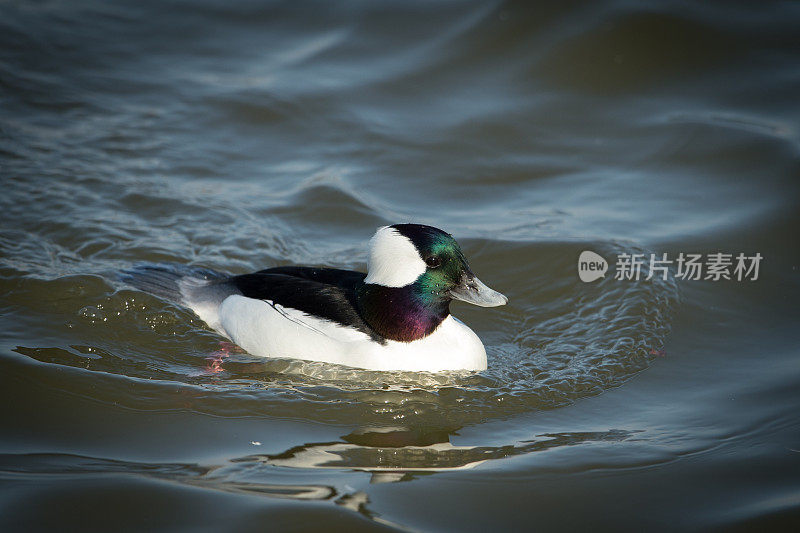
123 224 507 372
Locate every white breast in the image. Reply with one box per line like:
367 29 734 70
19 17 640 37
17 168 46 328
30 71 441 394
215 295 487 372
368 316 487 372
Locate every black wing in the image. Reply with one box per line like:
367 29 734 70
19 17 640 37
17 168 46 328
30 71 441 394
249 266 367 289
230 267 381 341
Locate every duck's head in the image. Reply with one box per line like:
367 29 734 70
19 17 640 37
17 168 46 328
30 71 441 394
363 224 507 308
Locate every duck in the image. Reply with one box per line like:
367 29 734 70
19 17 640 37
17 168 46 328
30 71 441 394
123 224 507 372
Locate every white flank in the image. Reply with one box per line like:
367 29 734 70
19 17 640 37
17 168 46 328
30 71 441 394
218 295 375 366
216 295 488 372
363 226 426 287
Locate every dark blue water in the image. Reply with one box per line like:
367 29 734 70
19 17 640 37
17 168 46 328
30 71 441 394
1 1 799 530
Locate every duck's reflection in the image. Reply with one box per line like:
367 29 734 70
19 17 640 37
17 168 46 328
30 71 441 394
0 427 638 530
234 426 636 484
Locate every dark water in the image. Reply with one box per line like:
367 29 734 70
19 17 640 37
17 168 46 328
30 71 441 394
1 0 799 530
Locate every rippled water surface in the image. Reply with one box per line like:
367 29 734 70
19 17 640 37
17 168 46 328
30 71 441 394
2 1 799 531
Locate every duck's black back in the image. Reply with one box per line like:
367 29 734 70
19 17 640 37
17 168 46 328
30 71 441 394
230 267 382 342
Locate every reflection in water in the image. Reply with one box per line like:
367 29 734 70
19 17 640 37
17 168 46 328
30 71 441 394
0 427 637 512
237 426 638 483
0 427 637 524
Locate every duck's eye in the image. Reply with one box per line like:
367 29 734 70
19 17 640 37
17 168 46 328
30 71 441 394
425 256 442 268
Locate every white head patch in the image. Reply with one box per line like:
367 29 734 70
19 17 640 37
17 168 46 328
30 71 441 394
364 226 426 287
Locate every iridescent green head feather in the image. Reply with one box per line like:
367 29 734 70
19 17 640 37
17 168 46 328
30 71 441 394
357 223 507 342
393 225 472 306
